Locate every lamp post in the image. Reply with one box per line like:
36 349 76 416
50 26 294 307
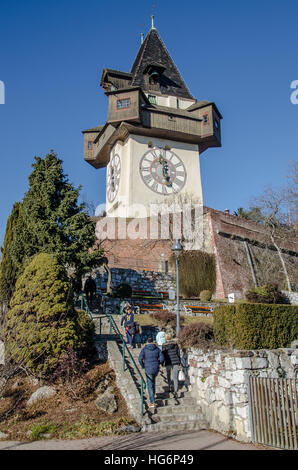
171 239 183 336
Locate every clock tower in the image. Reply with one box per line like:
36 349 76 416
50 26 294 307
83 23 222 218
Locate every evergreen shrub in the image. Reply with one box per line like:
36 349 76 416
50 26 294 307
200 290 212 302
114 283 132 298
245 283 287 304
169 251 216 298
4 253 93 375
213 303 298 349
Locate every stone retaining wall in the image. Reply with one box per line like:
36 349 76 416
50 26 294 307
188 348 298 442
95 267 175 295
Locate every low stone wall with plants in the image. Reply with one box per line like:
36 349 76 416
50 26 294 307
188 347 298 443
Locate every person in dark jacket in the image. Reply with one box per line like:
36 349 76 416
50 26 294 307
121 304 135 348
139 338 164 408
84 276 96 304
162 333 181 400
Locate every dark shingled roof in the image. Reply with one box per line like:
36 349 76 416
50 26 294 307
130 28 194 100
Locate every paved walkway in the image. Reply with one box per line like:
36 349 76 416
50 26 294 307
0 430 265 450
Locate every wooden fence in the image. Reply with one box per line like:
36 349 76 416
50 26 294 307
248 376 298 450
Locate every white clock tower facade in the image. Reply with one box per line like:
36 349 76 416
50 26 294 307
106 134 203 218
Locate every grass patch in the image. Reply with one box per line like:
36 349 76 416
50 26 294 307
184 316 213 326
30 421 58 440
60 416 135 439
134 313 213 328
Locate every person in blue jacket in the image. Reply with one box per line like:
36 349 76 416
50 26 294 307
139 337 164 408
121 304 135 348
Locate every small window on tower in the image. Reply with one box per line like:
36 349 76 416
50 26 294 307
203 114 209 125
117 98 131 110
88 141 93 150
148 95 157 105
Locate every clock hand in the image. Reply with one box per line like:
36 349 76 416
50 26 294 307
161 160 172 187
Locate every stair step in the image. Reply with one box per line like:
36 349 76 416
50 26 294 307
92 312 204 434
153 413 203 423
142 421 205 432
154 404 198 415
155 396 196 407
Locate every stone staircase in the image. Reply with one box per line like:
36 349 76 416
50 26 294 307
92 311 207 432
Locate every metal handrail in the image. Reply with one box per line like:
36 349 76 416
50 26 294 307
78 292 92 319
78 292 146 416
107 314 146 417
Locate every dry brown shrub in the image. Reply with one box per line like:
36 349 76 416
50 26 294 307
178 322 214 350
151 310 185 329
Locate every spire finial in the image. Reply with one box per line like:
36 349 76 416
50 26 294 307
151 4 156 29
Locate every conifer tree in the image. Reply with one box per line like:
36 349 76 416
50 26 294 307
11 151 102 280
0 202 22 306
4 253 93 375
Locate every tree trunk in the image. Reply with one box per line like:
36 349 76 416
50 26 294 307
103 263 113 295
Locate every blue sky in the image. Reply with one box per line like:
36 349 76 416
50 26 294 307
0 0 297 245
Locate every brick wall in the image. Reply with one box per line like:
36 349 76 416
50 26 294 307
94 208 298 300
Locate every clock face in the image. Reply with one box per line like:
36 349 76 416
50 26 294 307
107 153 121 203
139 147 187 195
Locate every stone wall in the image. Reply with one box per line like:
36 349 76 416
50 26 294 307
95 267 175 296
188 348 298 442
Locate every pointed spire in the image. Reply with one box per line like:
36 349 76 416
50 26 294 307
130 28 193 99
151 14 156 30
151 4 156 30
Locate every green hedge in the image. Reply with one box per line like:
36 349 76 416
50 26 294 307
213 303 298 350
169 250 216 298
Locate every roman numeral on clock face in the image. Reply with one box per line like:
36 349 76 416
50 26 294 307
144 174 153 184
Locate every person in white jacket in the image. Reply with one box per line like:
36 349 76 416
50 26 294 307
156 328 166 350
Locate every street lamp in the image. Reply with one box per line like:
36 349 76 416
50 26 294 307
171 239 183 336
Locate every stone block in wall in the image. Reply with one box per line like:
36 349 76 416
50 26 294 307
230 350 254 358
218 377 230 388
231 370 247 385
235 405 249 420
266 351 280 369
251 357 268 369
235 357 252 369
279 350 294 371
225 357 236 370
234 418 251 442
